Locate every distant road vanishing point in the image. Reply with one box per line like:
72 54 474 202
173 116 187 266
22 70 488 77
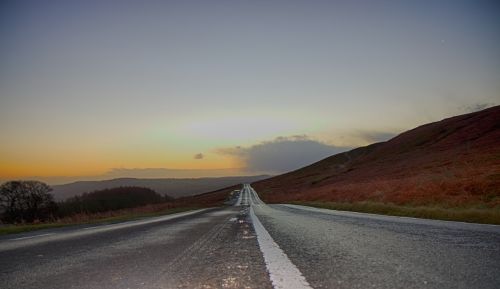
1 184 499 289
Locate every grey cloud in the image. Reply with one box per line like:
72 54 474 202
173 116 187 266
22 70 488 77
194 153 204 160
355 131 397 143
461 103 496 113
10 168 248 185
104 168 242 179
217 136 350 174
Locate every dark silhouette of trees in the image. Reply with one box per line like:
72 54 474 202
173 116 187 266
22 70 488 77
0 183 171 222
0 181 57 223
58 186 170 216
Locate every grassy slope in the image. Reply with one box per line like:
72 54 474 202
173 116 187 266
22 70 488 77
253 106 500 224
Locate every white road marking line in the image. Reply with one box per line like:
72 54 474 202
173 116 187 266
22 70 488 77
283 204 500 232
83 224 115 230
234 189 243 206
249 187 264 204
250 207 312 289
3 209 209 247
79 209 209 232
10 233 55 241
249 201 312 288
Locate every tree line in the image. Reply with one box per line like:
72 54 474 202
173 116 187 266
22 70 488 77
58 186 172 216
0 181 172 224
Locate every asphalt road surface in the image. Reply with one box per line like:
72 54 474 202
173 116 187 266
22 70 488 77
1 184 499 289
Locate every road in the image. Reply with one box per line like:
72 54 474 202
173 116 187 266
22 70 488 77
0 205 272 289
1 185 500 289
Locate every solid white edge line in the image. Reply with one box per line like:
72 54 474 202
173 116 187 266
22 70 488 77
10 233 55 241
282 204 500 232
250 206 313 289
5 209 209 244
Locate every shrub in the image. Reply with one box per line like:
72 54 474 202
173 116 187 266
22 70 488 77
0 181 57 223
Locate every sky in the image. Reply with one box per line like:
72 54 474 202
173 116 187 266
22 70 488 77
1 0 499 184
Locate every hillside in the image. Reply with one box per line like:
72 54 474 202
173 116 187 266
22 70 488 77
252 106 500 209
51 175 269 200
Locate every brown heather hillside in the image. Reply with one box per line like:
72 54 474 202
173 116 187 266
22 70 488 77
252 105 500 208
176 185 240 207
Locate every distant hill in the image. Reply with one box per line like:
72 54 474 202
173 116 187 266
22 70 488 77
252 106 500 208
51 175 269 201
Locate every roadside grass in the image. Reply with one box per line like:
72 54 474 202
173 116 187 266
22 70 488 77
0 183 235 236
0 223 70 235
290 201 500 225
0 206 201 236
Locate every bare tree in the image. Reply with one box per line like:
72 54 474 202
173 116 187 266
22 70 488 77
0 181 57 223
